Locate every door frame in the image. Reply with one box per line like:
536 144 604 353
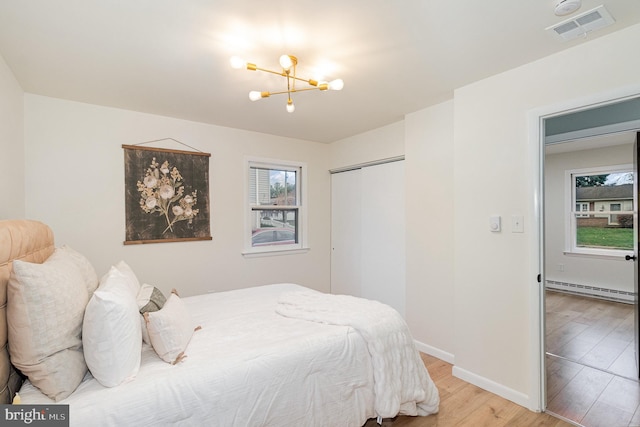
528 84 640 412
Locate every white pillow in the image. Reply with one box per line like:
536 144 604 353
114 260 141 297
83 266 142 387
7 248 89 401
146 293 197 364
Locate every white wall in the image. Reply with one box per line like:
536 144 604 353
452 23 640 406
545 142 634 293
329 121 404 170
24 94 331 297
405 100 455 362
0 53 25 219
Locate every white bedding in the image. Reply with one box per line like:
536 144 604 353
276 290 439 418
18 284 436 426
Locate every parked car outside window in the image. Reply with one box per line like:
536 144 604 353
251 228 296 247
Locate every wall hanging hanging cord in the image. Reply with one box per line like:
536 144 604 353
131 137 204 153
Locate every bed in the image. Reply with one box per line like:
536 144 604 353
0 219 439 426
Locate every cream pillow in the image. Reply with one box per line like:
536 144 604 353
58 245 99 297
83 267 142 387
7 248 89 401
114 260 141 297
146 293 198 364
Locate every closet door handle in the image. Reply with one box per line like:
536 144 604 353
625 255 637 261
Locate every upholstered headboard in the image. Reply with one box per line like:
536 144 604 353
0 220 55 403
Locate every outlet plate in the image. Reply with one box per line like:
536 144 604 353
512 215 524 233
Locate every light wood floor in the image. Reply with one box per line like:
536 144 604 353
363 352 573 427
545 290 640 426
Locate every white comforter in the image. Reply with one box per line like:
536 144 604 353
18 284 438 426
276 290 439 418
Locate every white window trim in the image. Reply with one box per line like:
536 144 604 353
242 156 309 257
564 164 635 258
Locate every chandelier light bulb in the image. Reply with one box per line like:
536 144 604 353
286 99 295 113
249 91 262 101
328 79 344 91
230 56 246 69
279 55 294 70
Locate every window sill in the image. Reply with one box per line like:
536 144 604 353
563 251 632 261
242 247 310 258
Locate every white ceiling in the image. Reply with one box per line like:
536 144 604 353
1 1 639 143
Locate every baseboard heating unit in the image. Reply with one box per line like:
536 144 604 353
545 280 635 304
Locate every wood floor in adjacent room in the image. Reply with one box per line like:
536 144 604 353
363 353 572 427
545 290 640 427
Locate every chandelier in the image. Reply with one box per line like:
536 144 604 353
230 54 344 113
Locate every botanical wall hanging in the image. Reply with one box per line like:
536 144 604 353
123 143 211 244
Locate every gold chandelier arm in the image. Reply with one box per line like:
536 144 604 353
249 64 320 87
291 76 318 86
267 87 327 96
251 66 287 77
256 69 320 87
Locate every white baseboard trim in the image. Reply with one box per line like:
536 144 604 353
413 340 455 364
452 366 532 410
411 341 534 410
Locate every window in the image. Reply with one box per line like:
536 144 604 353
566 165 634 256
575 202 589 218
609 203 622 225
245 158 307 255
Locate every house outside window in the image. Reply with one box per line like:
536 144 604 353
575 202 589 218
244 157 307 255
566 165 635 256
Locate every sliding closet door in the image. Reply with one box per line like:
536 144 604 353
330 169 362 297
330 160 405 317
360 161 405 316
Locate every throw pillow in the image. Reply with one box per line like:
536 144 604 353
7 248 89 401
146 293 199 364
137 283 167 344
58 245 99 297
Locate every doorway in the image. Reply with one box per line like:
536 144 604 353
543 132 638 425
538 95 640 425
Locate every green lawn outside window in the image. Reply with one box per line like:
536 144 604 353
576 226 633 250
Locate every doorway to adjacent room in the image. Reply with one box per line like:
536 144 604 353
540 97 640 426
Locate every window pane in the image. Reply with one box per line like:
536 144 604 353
574 171 633 250
251 209 298 247
249 167 297 205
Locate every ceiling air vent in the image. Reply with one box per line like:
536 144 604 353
546 5 615 41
